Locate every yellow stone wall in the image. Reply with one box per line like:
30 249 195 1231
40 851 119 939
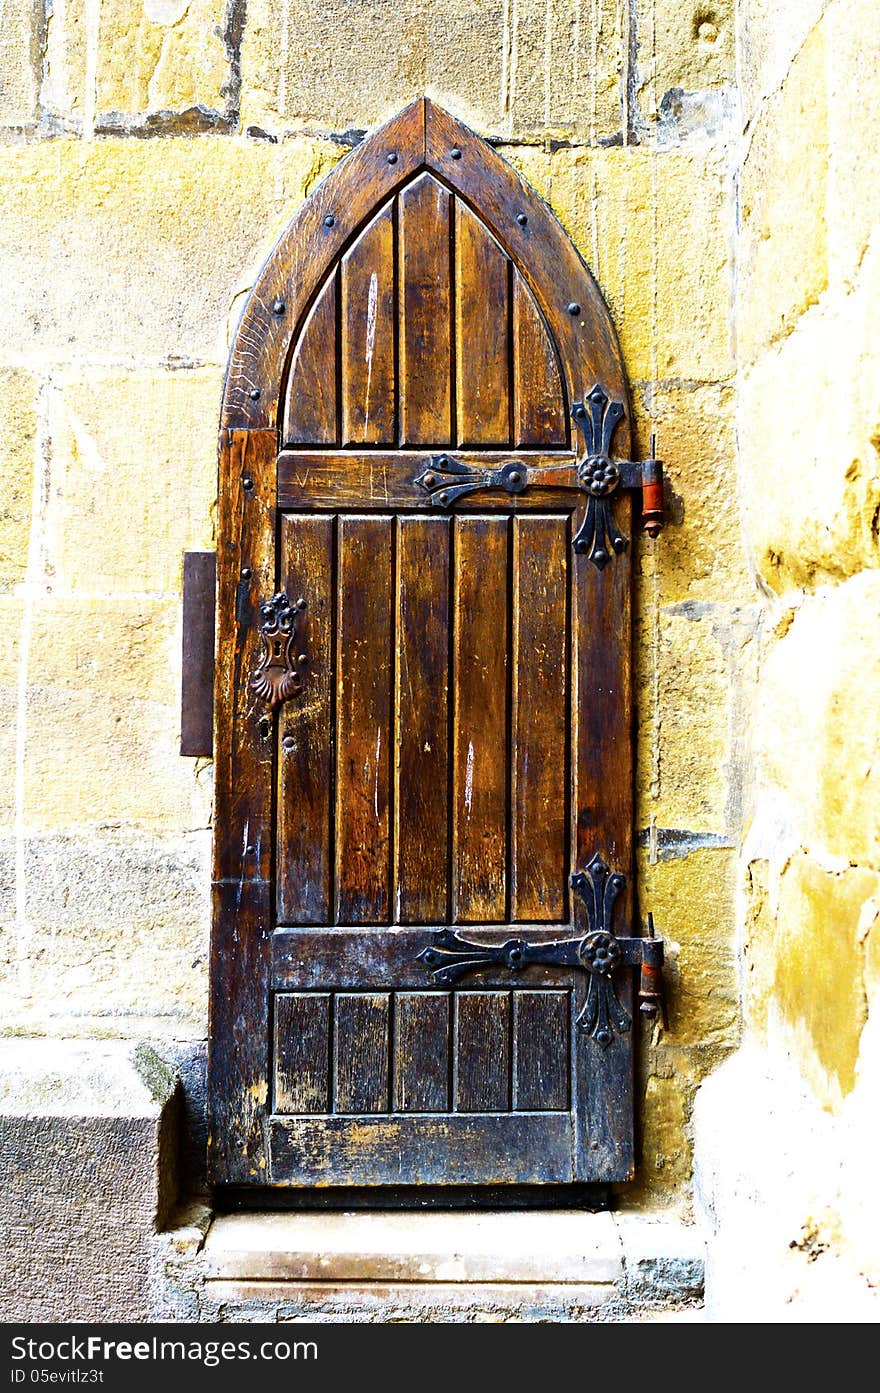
1 1 752 1208
730 0 880 1293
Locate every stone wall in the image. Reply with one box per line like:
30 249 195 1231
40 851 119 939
692 0 880 1318
1 1 747 1217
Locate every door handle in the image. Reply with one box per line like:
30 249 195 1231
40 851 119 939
250 590 308 709
417 854 665 1047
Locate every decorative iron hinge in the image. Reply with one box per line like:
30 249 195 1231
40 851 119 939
413 383 664 569
250 591 308 710
416 854 665 1047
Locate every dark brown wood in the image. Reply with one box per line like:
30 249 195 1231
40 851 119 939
277 515 334 923
268 1113 572 1186
455 991 511 1112
180 549 216 758
334 994 390 1113
455 202 510 446
342 203 396 446
511 515 568 922
513 273 568 448
335 516 393 924
399 174 452 445
394 516 450 924
452 517 509 924
394 992 450 1112
274 992 331 1113
512 990 570 1111
282 271 338 446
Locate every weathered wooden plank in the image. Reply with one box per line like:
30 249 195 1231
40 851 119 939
512 991 570 1112
455 991 510 1113
282 272 338 446
333 993 390 1114
513 272 567 447
277 514 334 923
272 926 589 992
399 174 452 446
394 516 450 924
277 449 578 510
510 515 568 922
268 1113 573 1185
335 516 393 925
180 549 216 758
452 517 509 923
274 993 331 1114
341 203 396 446
394 992 450 1113
455 202 510 446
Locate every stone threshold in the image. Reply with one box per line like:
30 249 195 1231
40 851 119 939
189 1209 705 1321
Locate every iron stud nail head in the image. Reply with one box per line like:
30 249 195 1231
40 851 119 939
272 299 285 314
240 567 252 580
387 152 398 164
242 475 254 490
323 214 336 227
249 388 261 400
282 736 295 751
567 302 581 316
517 213 528 226
451 146 462 159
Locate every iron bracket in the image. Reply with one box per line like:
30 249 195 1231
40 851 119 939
417 854 666 1046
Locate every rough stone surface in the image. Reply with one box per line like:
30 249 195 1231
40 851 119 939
634 1 736 130
0 0 40 126
0 1039 179 1322
0 368 37 594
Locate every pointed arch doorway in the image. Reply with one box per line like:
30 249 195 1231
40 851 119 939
208 99 657 1194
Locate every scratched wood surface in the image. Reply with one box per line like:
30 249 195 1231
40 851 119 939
211 100 637 1190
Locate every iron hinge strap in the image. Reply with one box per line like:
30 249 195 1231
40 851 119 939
416 855 666 1046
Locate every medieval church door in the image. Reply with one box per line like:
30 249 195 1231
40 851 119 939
208 100 662 1193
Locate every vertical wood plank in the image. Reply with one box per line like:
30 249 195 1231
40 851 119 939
399 175 452 445
334 994 390 1113
341 203 396 446
513 991 570 1111
395 516 450 924
282 272 338 446
274 993 331 1114
452 516 508 923
335 516 393 925
277 515 334 923
455 991 510 1112
394 992 450 1113
511 515 568 922
208 430 276 1184
455 203 510 445
513 272 567 447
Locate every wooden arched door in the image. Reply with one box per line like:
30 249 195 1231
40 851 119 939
209 99 662 1192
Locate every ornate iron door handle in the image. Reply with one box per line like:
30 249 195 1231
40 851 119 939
417 854 665 1047
413 384 664 569
250 591 308 709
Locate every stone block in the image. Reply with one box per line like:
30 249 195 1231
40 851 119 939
827 0 880 287
0 368 37 595
239 0 624 141
0 137 342 366
549 147 734 383
636 1 735 123
738 23 828 366
0 829 210 1036
737 0 827 126
631 381 752 605
42 0 230 127
21 596 212 833
0 598 23 834
739 242 880 593
0 1039 179 1321
0 0 40 126
45 366 219 597
615 1213 705 1302
753 573 880 870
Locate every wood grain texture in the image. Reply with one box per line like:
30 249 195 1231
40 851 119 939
455 202 510 446
334 994 390 1114
511 515 568 922
455 991 511 1113
513 272 567 447
513 991 570 1111
342 203 396 446
282 271 338 446
399 174 452 445
394 516 450 924
394 992 450 1113
335 516 393 925
274 993 331 1114
452 517 509 923
277 514 334 923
